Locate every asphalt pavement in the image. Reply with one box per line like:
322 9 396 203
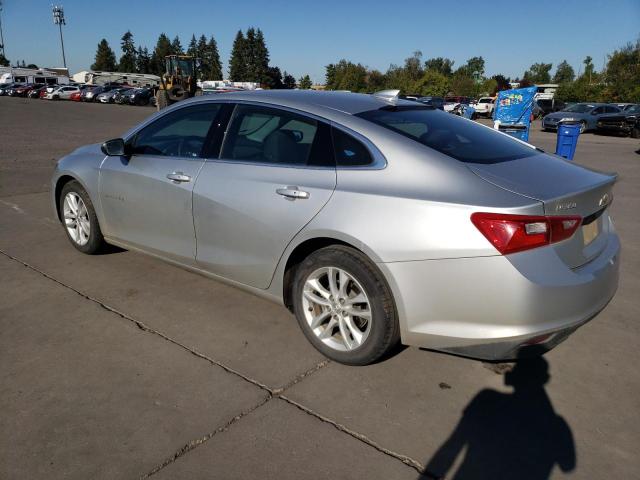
1 97 639 479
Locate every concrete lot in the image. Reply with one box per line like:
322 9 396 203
1 97 639 479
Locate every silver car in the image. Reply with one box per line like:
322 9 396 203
542 103 621 132
51 90 620 365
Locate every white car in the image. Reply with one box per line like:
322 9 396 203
45 85 81 100
474 97 495 117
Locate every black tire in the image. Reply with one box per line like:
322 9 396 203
631 126 640 139
292 245 400 365
59 180 105 254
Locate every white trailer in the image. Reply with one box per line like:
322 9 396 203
0 67 70 86
73 70 160 87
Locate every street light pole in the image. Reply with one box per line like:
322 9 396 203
0 1 6 59
52 5 66 68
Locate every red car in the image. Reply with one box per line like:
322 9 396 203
12 83 37 97
70 91 82 101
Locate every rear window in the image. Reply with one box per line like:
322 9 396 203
356 107 536 164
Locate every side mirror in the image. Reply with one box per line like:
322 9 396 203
101 138 126 156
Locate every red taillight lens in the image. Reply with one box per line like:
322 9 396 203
471 212 581 255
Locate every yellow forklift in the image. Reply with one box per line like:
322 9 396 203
155 54 202 110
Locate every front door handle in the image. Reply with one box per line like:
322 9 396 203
276 186 310 200
166 172 191 183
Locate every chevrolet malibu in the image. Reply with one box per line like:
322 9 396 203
51 90 620 365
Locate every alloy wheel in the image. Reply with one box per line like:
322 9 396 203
302 267 372 351
63 192 90 246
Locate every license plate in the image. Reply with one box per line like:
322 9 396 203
583 221 599 246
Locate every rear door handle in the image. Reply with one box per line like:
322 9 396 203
166 172 191 183
276 186 310 200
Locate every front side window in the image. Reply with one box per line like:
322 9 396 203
132 103 220 158
356 106 536 164
222 104 332 167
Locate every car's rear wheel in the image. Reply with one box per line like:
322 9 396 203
579 121 587 134
630 125 640 139
292 246 400 365
59 181 105 254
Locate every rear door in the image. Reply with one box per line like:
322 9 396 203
99 103 221 263
193 103 336 288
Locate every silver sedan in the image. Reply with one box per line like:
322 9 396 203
51 90 620 365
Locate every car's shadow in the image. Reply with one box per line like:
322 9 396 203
418 347 575 479
97 244 126 255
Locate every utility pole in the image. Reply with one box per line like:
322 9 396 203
52 5 66 68
0 1 6 60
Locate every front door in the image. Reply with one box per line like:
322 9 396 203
99 103 221 263
193 103 336 288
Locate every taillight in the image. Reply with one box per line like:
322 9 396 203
471 212 581 255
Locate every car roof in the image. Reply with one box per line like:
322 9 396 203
187 90 418 115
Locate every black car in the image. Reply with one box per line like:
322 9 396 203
113 88 135 104
417 96 445 110
597 104 640 138
28 85 48 99
128 87 154 106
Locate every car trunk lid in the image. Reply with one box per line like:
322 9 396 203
468 153 616 268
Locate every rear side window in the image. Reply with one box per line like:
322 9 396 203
331 127 373 166
221 104 333 167
356 107 536 164
132 103 220 158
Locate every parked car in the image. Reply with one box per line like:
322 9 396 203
52 91 619 365
45 85 81 100
612 103 637 111
6 83 29 96
12 83 40 97
113 88 135 104
128 87 154 106
28 85 48 99
96 87 130 104
417 96 445 110
70 91 83 101
597 104 640 138
0 82 21 96
541 103 621 132
79 85 101 102
473 97 495 117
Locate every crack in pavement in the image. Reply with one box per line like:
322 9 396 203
1 249 429 478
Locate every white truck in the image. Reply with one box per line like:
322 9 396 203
473 97 496 117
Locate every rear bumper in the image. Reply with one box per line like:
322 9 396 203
379 228 620 361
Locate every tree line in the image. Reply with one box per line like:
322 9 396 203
90 29 314 89
324 39 640 103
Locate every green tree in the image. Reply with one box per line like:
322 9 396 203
26 63 38 69
366 69 386 92
204 36 223 80
0 54 9 67
457 56 485 78
450 72 476 96
324 60 367 92
424 57 454 76
264 66 283 89
492 74 511 91
118 30 137 73
413 70 449 96
91 39 117 71
583 56 594 84
298 74 312 89
135 47 151 74
150 33 172 75
171 35 184 55
229 30 248 81
523 62 553 84
603 41 640 102
187 34 198 57
282 71 296 89
553 60 575 84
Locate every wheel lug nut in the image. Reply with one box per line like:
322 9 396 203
339 298 345 304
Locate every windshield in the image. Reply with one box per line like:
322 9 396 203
356 107 536 164
626 105 640 114
562 104 595 113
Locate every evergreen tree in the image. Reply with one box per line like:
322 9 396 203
253 29 270 84
244 27 257 81
205 36 223 80
136 46 151 74
0 54 9 67
91 39 117 71
187 34 198 56
118 30 137 73
553 60 575 84
282 71 296 89
151 33 172 75
171 35 184 55
264 66 283 89
229 30 247 81
298 75 312 89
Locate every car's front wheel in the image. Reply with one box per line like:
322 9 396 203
59 180 105 254
292 246 400 365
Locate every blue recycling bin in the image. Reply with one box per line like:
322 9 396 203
555 122 581 160
498 123 529 141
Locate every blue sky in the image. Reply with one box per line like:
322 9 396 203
1 0 638 83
